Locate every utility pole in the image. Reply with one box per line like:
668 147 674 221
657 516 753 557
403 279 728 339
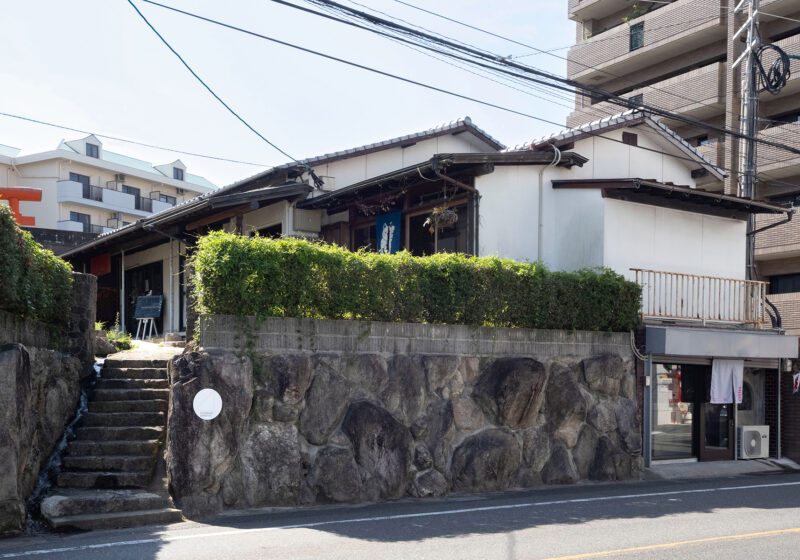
732 0 761 279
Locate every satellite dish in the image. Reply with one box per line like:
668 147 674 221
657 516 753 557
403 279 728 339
193 388 222 421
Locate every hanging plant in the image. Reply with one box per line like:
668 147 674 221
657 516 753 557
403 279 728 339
423 205 459 234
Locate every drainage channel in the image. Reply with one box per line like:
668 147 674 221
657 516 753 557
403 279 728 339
24 359 103 533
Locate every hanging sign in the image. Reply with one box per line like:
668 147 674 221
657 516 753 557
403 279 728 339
376 211 401 254
193 388 223 420
793 373 800 395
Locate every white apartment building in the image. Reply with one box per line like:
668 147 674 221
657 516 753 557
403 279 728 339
0 135 216 237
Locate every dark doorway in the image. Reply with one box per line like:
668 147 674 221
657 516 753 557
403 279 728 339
96 254 121 329
125 261 164 334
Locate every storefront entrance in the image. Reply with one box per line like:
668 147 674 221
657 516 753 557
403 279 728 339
652 364 735 461
124 261 163 334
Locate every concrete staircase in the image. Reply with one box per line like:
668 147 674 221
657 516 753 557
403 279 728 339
41 357 182 531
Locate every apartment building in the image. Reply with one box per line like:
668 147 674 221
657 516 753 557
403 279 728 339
566 0 800 332
0 135 216 252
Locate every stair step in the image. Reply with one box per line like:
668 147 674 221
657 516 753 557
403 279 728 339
95 379 169 390
93 388 170 401
101 367 167 380
81 412 165 427
66 440 160 457
104 358 169 369
46 507 183 531
76 426 164 441
41 489 173 518
89 399 168 413
56 470 152 489
62 455 155 472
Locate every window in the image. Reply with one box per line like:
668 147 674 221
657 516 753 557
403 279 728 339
629 22 644 51
69 211 91 232
86 143 99 158
69 172 90 187
121 185 141 197
173 167 184 181
352 224 377 251
408 203 470 256
159 194 177 205
693 135 710 147
769 273 800 294
622 132 638 146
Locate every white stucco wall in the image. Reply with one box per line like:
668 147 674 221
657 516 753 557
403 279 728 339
603 199 746 281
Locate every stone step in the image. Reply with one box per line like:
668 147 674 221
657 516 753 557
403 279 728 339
66 439 160 457
95 379 169 390
81 412 165 428
101 367 168 380
46 507 183 531
56 470 152 489
76 426 164 441
104 358 169 369
93 388 170 402
89 399 168 413
41 489 173 519
62 455 155 472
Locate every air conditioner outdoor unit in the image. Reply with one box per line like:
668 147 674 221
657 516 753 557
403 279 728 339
739 425 769 459
115 173 126 182
176 188 185 195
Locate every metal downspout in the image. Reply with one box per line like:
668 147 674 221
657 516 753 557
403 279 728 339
538 145 561 261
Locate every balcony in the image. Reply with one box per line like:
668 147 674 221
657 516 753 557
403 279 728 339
567 62 724 127
756 122 800 180
632 268 768 328
56 220 113 235
754 213 800 260
57 180 150 217
567 0 725 83
569 0 640 23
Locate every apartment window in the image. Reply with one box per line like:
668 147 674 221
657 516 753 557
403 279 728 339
121 185 141 197
693 135 711 147
622 132 638 146
629 94 643 107
69 172 90 187
173 167 184 181
159 194 177 205
629 22 644 51
86 143 99 158
69 211 91 233
769 274 800 295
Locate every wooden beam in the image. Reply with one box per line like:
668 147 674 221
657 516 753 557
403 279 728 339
186 205 251 231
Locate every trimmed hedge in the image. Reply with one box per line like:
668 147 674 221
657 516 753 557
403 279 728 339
0 205 73 326
192 232 641 332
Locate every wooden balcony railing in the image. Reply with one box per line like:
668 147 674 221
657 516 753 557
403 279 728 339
632 269 768 326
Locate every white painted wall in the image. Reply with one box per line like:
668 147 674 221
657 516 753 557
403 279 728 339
603 199 746 280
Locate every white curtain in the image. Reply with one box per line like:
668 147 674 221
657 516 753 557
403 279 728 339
710 359 744 404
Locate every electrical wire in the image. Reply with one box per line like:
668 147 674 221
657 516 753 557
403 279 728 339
0 110 270 167
127 0 298 164
132 0 800 191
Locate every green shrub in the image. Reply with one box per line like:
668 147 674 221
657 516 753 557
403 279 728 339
191 232 641 332
0 205 73 325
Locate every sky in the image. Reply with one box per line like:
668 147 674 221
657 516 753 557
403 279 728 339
0 0 574 188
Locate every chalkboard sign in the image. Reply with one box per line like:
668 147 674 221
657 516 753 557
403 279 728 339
134 295 163 319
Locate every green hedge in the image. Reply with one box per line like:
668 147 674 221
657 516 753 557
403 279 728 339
0 205 73 325
192 232 641 332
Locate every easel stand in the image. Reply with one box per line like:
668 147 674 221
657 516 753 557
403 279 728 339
135 317 159 340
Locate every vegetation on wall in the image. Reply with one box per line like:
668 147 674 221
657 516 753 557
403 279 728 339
0 205 73 326
192 232 641 332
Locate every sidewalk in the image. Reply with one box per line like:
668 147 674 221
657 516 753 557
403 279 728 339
647 457 800 480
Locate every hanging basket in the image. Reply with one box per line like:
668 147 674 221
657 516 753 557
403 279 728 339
423 206 459 234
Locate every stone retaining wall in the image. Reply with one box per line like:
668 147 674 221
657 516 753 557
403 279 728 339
0 272 96 536
170 317 642 516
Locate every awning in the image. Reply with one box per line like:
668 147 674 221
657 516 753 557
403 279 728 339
551 178 791 220
646 325 799 360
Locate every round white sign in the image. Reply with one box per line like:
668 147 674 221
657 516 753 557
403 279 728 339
193 388 223 421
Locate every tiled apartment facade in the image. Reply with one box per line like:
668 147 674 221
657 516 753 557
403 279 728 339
567 0 800 332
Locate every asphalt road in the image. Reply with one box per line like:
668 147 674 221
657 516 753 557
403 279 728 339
3 473 800 560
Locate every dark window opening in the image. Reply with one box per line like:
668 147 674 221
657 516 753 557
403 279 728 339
252 223 282 238
769 273 800 294
86 143 99 158
69 172 90 187
408 203 470 256
629 93 644 107
352 224 376 251
691 135 711 147
629 22 644 51
69 211 91 232
173 168 184 181
622 132 638 146
159 194 177 205
738 382 753 412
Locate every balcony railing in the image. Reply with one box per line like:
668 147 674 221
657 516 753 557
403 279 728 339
632 269 768 327
133 195 153 212
82 184 103 202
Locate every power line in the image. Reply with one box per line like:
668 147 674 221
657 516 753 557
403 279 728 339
282 0 800 160
127 0 298 164
0 110 270 167
133 0 800 191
